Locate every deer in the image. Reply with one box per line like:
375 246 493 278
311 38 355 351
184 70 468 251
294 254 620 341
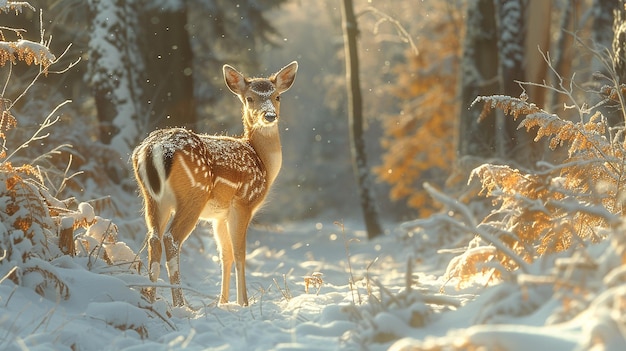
131 61 298 307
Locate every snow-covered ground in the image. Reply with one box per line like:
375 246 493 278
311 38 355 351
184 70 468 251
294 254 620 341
1 210 625 350
1 218 419 350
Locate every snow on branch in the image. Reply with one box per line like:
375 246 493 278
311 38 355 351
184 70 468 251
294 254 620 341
472 94 610 157
0 1 35 14
472 94 546 123
0 39 56 69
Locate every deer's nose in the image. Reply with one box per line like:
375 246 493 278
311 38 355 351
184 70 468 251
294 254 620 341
264 112 277 122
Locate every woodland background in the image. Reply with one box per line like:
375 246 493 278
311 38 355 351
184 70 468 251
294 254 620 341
4 0 626 349
1 0 621 226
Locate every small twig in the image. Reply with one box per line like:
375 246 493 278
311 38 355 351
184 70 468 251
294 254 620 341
0 265 17 285
365 256 378 296
87 220 114 270
336 220 361 305
137 300 176 331
4 100 71 164
1 61 12 97
361 6 418 56
303 272 324 295
273 274 292 301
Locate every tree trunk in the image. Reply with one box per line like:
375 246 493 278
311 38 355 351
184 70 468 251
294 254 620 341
524 0 551 108
495 0 539 168
87 0 144 181
142 6 196 130
614 1 626 85
340 0 384 239
458 0 499 160
88 0 140 148
549 0 580 112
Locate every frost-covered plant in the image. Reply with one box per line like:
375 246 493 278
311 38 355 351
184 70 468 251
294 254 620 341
388 224 626 351
420 52 625 287
0 1 64 299
348 258 461 348
400 34 626 303
0 2 139 303
0 163 67 297
467 93 623 261
389 43 626 349
0 144 139 301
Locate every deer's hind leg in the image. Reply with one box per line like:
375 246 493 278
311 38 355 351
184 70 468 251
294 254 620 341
144 196 170 302
163 192 210 307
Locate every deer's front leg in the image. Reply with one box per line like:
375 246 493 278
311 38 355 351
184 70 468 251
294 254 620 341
214 219 233 304
228 205 251 306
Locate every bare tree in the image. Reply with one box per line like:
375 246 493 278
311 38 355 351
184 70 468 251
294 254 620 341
340 0 383 239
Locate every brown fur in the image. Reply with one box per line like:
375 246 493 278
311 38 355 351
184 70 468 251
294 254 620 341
132 61 298 306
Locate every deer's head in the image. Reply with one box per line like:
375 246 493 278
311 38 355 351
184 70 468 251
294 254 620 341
223 61 298 134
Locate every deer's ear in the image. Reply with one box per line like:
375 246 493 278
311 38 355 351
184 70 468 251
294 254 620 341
223 64 247 95
273 61 298 94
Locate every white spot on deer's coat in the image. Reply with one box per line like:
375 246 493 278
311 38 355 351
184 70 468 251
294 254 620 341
176 154 208 191
215 176 240 189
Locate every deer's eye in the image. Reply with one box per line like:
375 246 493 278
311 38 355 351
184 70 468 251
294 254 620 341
276 95 281 102
246 97 254 103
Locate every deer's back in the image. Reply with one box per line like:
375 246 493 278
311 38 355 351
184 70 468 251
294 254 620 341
134 128 268 209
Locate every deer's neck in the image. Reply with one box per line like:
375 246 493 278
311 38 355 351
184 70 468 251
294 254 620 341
247 123 282 186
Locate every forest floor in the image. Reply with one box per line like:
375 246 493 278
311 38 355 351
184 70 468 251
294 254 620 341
2 212 603 351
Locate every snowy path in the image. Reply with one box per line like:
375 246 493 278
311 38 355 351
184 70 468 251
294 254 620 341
1 220 443 350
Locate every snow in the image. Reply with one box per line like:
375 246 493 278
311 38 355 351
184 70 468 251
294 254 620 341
2 165 626 351
2 211 623 351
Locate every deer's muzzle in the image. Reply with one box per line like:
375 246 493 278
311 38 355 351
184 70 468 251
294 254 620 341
264 112 277 123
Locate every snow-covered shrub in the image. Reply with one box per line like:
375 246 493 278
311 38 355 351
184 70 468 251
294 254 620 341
0 1 139 303
0 163 69 299
387 45 626 349
0 161 139 301
388 224 626 351
416 91 625 289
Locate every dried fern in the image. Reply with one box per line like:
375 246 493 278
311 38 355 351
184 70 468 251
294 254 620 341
0 2 55 71
0 40 56 70
0 163 56 264
443 89 617 275
424 89 626 288
20 262 70 300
